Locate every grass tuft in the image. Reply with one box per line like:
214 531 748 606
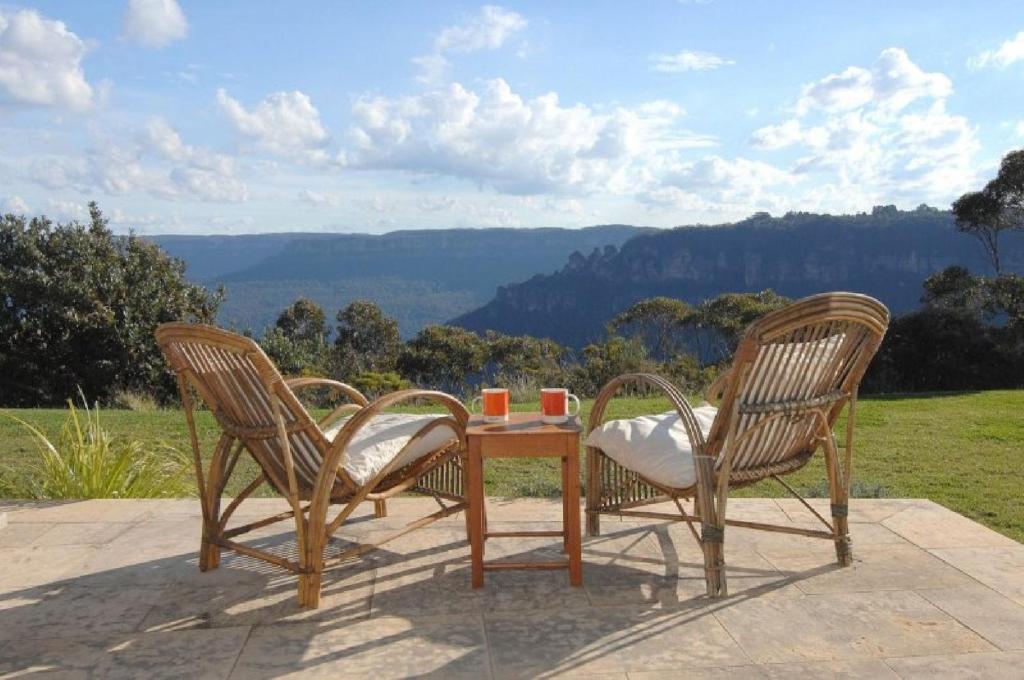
2 395 191 499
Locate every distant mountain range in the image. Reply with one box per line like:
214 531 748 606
452 207 1024 347
150 225 650 335
151 208 1024 348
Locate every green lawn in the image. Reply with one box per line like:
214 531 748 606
2 391 1022 542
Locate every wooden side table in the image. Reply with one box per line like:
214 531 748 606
466 412 583 587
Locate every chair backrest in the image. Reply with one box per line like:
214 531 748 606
705 292 889 482
155 323 335 498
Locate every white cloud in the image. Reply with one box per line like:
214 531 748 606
750 48 978 210
297 189 340 207
45 198 89 221
1 195 30 214
0 9 94 111
25 118 247 204
969 31 1024 69
643 156 796 214
414 5 527 83
650 50 734 72
1017 121 1024 138
796 48 951 115
217 88 330 164
435 5 526 53
345 78 713 195
122 0 187 48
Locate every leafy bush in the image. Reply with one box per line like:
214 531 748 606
353 371 410 398
3 398 192 499
0 203 220 406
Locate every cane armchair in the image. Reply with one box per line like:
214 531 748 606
156 323 469 608
585 292 889 598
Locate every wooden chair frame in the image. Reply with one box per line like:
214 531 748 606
585 292 889 598
156 323 469 608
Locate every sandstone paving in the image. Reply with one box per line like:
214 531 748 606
0 497 1021 678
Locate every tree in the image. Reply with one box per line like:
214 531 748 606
952 148 1024 275
607 297 693 361
484 331 566 387
334 300 401 378
0 203 220 406
276 298 327 346
398 325 487 393
695 290 791 361
921 266 985 316
566 335 648 397
952 190 1006 274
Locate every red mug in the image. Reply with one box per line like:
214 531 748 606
471 388 510 423
540 388 580 424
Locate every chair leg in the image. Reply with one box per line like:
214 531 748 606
199 534 220 571
374 499 388 518
823 434 853 567
299 568 322 608
585 447 601 537
701 528 728 598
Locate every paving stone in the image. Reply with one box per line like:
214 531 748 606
231 614 489 679
765 544 976 595
6 499 155 524
0 626 247 678
31 521 133 546
0 521 53 548
486 605 749 678
711 589 994 664
775 498 930 525
883 502 1020 549
929 545 1024 605
628 657 901 678
917 584 1024 650
0 585 163 643
0 545 99 592
883 650 1024 679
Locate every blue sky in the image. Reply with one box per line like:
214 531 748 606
1 0 1022 233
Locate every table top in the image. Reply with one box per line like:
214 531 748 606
467 412 582 437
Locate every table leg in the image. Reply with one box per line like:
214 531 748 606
561 454 569 551
468 437 485 588
564 437 582 586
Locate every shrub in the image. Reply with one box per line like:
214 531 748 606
353 371 411 398
3 397 192 499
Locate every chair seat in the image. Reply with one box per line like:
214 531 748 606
323 413 459 487
585 405 717 489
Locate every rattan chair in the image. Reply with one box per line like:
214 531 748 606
585 292 889 597
156 323 468 608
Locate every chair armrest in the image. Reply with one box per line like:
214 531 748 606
285 377 369 406
588 373 706 454
285 378 369 430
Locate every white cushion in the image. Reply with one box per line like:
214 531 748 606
585 405 718 489
323 413 459 487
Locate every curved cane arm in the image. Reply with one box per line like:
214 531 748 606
285 377 369 406
588 373 707 455
285 378 369 430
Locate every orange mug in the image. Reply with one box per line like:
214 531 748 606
540 388 580 424
471 388 510 423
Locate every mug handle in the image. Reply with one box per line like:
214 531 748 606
567 393 581 417
469 396 481 414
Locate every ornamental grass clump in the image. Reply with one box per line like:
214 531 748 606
4 395 191 499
